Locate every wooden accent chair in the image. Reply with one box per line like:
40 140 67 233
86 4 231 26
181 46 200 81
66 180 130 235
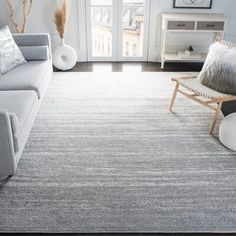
169 41 236 135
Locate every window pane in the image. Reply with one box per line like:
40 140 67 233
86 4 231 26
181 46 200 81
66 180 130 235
122 0 145 57
123 0 145 5
91 0 112 6
91 6 112 57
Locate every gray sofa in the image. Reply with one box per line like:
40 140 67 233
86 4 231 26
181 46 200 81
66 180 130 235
0 34 52 177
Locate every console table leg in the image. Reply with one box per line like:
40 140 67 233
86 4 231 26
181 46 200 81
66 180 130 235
161 60 165 69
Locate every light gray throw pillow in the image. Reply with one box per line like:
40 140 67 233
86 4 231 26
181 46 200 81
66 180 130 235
0 26 26 75
198 42 236 95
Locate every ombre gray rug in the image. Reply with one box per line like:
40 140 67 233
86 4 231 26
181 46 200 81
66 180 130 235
0 72 236 233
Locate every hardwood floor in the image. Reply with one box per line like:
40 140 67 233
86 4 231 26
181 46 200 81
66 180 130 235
54 62 203 72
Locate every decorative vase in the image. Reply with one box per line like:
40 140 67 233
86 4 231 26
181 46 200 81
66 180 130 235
52 38 77 71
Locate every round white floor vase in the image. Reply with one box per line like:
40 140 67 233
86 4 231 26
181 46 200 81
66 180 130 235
53 41 77 71
219 113 236 151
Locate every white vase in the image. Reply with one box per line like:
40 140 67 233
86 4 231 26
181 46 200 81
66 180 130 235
52 38 77 71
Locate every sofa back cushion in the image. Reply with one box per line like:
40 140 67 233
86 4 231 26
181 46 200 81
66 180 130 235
198 42 236 95
19 46 49 61
0 26 26 75
13 33 51 59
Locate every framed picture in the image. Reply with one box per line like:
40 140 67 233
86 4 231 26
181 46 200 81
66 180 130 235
173 0 213 9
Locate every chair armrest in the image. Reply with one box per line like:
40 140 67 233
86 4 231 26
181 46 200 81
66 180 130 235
0 111 17 177
172 77 198 82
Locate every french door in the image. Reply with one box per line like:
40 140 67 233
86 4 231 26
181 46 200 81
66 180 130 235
86 0 150 61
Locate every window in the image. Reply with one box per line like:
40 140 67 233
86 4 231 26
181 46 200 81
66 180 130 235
86 0 150 61
133 44 137 56
126 42 130 56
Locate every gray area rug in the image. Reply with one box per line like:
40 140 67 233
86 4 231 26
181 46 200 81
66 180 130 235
0 72 236 233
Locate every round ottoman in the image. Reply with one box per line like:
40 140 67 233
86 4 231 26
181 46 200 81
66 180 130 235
219 113 236 151
53 44 77 71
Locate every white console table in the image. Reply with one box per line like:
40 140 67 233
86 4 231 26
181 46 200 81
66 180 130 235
160 13 226 69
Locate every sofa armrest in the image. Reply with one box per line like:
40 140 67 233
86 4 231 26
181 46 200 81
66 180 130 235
13 33 52 59
0 111 17 177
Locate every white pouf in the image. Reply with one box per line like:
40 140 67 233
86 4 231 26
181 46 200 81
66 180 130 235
219 113 236 151
53 44 77 71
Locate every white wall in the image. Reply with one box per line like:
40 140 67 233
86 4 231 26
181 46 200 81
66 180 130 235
0 0 80 57
1 0 236 62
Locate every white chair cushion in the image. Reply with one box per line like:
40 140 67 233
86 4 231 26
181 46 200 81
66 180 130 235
198 42 236 95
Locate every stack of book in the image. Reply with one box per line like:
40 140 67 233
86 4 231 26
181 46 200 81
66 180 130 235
177 51 202 60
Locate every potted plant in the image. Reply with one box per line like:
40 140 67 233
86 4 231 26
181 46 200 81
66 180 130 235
53 0 77 71
6 0 33 33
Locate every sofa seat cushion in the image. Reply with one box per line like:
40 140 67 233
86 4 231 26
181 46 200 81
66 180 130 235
0 60 52 99
0 90 38 152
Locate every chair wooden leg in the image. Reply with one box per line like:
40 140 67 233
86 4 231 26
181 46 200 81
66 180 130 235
169 83 179 112
210 101 223 135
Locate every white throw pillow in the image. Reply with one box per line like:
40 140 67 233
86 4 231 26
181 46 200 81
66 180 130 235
198 42 236 95
0 26 26 75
